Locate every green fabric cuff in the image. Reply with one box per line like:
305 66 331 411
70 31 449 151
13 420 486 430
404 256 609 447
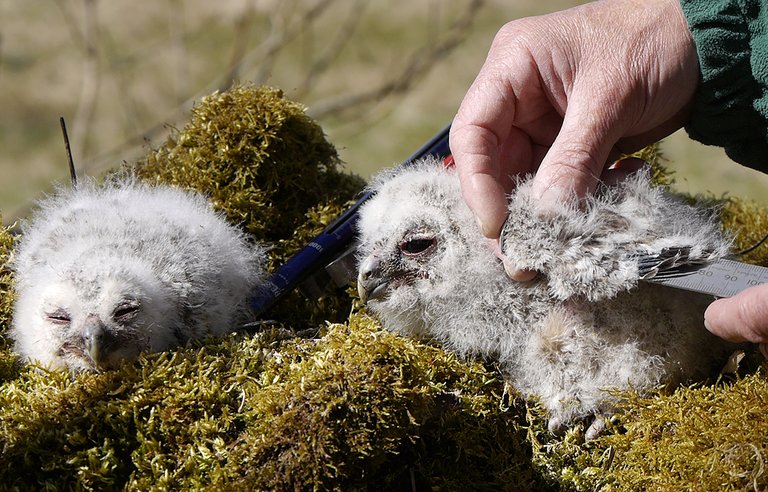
680 0 768 172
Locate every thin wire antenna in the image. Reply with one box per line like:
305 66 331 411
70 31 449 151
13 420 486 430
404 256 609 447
733 230 768 257
59 116 77 187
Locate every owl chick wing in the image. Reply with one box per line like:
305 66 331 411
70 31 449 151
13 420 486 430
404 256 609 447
500 171 731 302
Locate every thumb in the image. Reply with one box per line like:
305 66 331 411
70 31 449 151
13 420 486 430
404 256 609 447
531 90 622 208
704 284 768 344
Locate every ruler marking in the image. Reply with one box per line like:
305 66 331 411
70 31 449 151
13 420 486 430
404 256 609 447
644 258 768 298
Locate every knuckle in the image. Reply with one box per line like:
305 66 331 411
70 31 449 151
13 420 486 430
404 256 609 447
545 148 602 191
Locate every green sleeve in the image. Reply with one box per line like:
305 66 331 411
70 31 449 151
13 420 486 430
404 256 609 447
680 0 768 172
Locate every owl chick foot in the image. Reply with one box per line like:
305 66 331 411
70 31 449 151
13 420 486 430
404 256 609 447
584 415 608 441
547 415 568 436
547 413 609 441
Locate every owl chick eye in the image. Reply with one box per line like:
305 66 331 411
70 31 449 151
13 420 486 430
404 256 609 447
113 301 140 322
399 237 436 256
46 309 71 325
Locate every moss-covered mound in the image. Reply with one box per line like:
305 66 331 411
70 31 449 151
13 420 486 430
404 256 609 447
135 84 366 325
588 371 768 491
2 85 768 490
212 315 541 490
0 219 18 381
722 196 768 265
0 317 545 491
0 218 14 342
134 84 364 248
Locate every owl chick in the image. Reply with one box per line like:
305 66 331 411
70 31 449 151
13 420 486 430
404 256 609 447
11 178 266 372
356 157 737 437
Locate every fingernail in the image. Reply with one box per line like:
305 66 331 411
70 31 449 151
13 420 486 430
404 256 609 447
503 260 538 282
535 187 563 218
703 316 713 334
475 216 488 237
703 303 724 336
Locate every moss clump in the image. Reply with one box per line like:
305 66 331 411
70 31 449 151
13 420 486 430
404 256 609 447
529 368 768 492
600 371 768 491
135 84 364 247
0 218 14 344
134 84 366 325
0 332 280 490
219 314 543 490
721 197 768 266
0 218 19 382
4 87 768 490
631 142 674 187
0 315 545 490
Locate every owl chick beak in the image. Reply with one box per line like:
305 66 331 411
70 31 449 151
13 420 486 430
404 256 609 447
358 254 386 304
82 314 109 367
358 252 425 304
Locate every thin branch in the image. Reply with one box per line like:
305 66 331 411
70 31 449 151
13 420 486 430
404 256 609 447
167 0 190 103
248 0 336 85
219 2 254 92
308 0 484 121
294 0 367 98
59 117 78 187
70 0 102 163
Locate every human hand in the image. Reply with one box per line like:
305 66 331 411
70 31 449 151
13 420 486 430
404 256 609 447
705 285 768 358
450 0 699 276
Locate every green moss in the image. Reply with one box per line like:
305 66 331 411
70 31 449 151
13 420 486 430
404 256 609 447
0 217 14 344
0 315 544 490
721 197 768 266
0 218 20 383
134 84 366 325
602 370 768 491
529 367 768 492
135 84 364 246
0 332 280 490
632 142 675 188
218 314 543 490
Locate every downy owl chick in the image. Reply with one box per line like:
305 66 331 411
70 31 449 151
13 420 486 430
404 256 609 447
11 178 266 371
356 157 737 437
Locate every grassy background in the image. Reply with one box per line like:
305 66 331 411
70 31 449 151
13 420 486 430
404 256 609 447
1 0 767 225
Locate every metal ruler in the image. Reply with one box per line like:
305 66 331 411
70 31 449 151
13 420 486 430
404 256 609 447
640 254 768 298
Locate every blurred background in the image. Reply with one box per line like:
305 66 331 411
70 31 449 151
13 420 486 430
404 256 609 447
2 0 767 225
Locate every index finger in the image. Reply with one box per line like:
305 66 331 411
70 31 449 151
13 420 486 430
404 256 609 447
450 76 517 238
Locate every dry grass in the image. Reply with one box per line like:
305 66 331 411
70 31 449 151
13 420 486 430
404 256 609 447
1 0 767 225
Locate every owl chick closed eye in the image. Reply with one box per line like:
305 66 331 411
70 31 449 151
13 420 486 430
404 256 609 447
356 157 738 438
11 178 266 372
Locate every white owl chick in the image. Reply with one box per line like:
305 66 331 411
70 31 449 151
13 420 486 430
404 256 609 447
11 178 266 372
356 157 737 438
